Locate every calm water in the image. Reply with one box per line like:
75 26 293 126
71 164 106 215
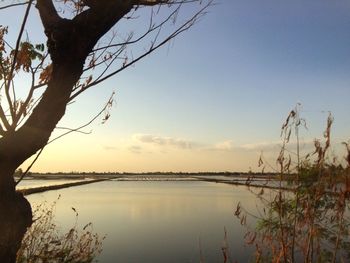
27 180 258 263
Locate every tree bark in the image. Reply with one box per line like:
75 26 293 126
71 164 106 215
0 196 32 263
0 165 32 263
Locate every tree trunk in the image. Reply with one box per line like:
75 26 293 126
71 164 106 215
0 165 32 263
0 57 84 262
0 2 135 262
0 21 101 262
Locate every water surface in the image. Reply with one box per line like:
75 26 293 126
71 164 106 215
27 180 258 263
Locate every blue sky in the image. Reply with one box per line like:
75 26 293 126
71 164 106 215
1 0 350 172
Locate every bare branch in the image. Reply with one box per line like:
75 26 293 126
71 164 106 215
55 126 92 135
14 93 112 185
0 1 31 11
16 94 43 127
0 123 5 136
13 54 49 127
70 0 212 101
88 44 126 85
0 67 11 131
49 92 115 144
6 0 34 128
15 147 44 186
134 0 201 6
91 4 179 53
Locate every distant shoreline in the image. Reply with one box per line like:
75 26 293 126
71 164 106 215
18 178 111 196
16 171 279 180
16 173 283 196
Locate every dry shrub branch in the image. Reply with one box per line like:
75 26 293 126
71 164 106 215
17 197 104 263
235 106 350 263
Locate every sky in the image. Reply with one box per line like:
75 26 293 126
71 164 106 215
1 0 350 172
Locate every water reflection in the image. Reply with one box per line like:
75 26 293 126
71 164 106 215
27 181 257 262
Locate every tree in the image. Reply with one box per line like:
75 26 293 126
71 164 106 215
0 0 212 261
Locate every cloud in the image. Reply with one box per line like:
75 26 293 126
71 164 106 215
133 134 194 149
130 133 317 155
239 139 315 152
128 145 142 154
212 140 234 151
240 141 281 151
205 140 283 153
103 146 118 151
131 134 274 158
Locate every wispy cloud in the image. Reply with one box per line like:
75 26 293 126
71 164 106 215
210 137 333 154
240 141 281 151
130 133 319 156
103 146 118 151
128 145 142 154
211 140 234 151
239 139 316 152
133 134 194 149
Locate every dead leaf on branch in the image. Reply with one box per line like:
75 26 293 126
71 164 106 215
39 64 53 84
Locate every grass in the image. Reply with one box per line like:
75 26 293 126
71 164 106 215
234 106 350 263
17 196 104 263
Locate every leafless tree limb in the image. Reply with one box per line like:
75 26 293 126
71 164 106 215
0 1 31 10
49 92 115 144
70 0 212 100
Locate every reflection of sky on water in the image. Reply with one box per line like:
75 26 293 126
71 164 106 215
16 179 84 190
27 181 260 263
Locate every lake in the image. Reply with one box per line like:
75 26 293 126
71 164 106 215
26 180 259 263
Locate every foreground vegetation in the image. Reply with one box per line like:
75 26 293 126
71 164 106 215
235 107 350 263
17 198 104 263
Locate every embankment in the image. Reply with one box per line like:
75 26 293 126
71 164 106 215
18 179 110 196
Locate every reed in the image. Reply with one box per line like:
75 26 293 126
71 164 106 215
16 197 104 263
235 106 350 263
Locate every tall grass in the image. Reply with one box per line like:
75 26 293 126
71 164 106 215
17 197 104 263
235 106 350 263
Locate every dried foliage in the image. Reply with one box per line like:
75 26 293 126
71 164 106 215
235 107 350 263
221 227 233 263
17 197 104 263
